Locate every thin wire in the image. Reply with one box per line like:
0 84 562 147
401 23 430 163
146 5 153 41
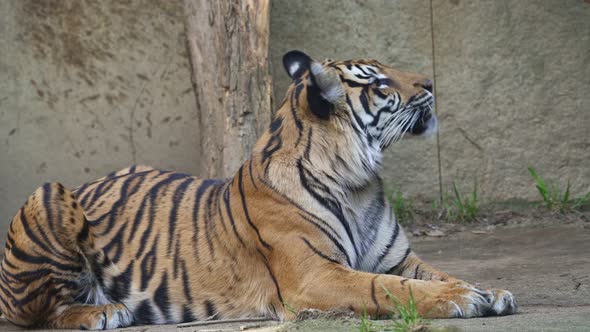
429 0 444 204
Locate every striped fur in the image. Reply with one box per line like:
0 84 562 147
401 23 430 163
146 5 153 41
0 51 516 329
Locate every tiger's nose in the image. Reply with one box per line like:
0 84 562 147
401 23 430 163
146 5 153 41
414 79 433 93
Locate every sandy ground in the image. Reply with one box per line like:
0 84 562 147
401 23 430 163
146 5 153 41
1 221 589 332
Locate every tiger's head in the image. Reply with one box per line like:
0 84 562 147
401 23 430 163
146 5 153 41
282 50 436 150
258 50 437 189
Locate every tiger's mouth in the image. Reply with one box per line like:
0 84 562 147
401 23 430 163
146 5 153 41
408 94 436 136
409 108 437 136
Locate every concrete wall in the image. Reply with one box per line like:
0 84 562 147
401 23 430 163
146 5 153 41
270 0 590 201
0 1 198 238
0 0 589 241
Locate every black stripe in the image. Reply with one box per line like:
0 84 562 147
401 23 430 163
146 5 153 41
173 239 181 279
9 245 82 273
355 64 373 76
222 186 247 246
140 235 158 291
77 218 90 243
75 169 156 202
180 259 194 303
297 159 359 258
204 185 219 258
248 159 258 190
41 183 54 233
303 127 313 160
134 300 156 325
346 95 366 131
92 171 148 232
102 223 127 264
134 173 189 258
257 249 283 304
204 300 216 318
261 127 283 165
269 116 283 133
168 178 195 254
19 207 69 260
126 172 171 239
108 263 133 302
182 306 197 323
372 87 388 99
154 272 172 322
386 247 412 275
0 264 74 282
341 78 366 88
256 175 346 244
83 175 118 211
364 66 377 74
237 166 271 250
292 83 304 145
301 237 340 264
371 222 400 271
359 87 371 114
298 213 351 266
216 190 229 233
192 180 222 260
12 278 78 307
413 263 422 279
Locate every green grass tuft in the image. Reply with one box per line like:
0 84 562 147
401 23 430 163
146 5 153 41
439 180 479 223
359 304 377 332
282 301 297 316
528 167 590 213
382 285 430 332
389 190 414 224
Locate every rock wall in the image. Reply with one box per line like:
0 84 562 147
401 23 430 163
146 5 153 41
0 1 197 237
0 0 589 241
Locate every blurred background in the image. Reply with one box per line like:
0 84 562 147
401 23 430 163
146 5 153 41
0 0 589 240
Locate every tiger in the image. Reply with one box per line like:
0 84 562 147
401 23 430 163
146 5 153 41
0 50 517 329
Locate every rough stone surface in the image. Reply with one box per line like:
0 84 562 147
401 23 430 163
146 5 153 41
0 1 197 238
433 0 590 200
269 0 441 200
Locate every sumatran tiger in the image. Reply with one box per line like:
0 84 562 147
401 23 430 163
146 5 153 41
0 50 517 329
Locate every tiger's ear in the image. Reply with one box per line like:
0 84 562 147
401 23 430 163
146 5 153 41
283 50 344 119
283 50 312 79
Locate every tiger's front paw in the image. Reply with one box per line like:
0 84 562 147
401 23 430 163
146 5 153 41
428 282 517 318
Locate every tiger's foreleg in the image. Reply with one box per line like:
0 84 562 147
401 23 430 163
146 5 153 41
275 246 515 319
389 251 517 316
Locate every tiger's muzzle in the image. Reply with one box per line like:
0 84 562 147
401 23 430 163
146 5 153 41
408 93 437 136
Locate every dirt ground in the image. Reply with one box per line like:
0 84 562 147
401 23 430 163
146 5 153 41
1 215 589 332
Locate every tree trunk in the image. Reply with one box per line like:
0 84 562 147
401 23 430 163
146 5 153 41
183 0 272 178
